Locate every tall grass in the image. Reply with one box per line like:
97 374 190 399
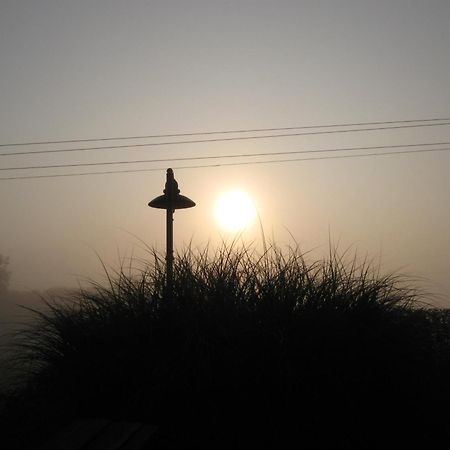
2 243 450 449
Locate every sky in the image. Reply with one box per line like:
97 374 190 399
0 0 449 306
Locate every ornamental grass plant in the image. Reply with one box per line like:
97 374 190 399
1 243 450 448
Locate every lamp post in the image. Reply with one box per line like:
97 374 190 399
148 168 195 299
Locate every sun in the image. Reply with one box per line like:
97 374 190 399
214 190 257 232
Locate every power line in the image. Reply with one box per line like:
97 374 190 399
1 116 450 148
2 141 449 172
1 146 448 181
2 122 450 158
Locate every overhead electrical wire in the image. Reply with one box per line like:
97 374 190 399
1 122 450 157
1 146 449 181
1 141 449 172
1 116 450 148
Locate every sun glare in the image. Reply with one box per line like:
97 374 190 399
214 190 257 232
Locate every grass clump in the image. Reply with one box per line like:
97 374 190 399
2 244 450 449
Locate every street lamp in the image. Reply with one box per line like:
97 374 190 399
148 168 195 299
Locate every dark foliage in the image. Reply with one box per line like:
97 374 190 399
0 254 10 293
1 245 450 449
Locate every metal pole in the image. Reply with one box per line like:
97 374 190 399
149 168 194 302
166 169 174 300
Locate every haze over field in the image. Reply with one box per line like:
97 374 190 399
0 1 449 309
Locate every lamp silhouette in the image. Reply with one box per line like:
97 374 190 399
148 168 195 299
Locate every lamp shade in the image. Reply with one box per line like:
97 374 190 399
148 168 196 210
148 193 195 210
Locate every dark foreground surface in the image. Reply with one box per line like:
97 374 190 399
2 306 450 449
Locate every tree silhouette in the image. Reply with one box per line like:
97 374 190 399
0 254 10 293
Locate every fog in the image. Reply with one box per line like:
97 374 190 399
1 0 449 333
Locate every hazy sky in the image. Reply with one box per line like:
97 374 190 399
0 1 449 305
